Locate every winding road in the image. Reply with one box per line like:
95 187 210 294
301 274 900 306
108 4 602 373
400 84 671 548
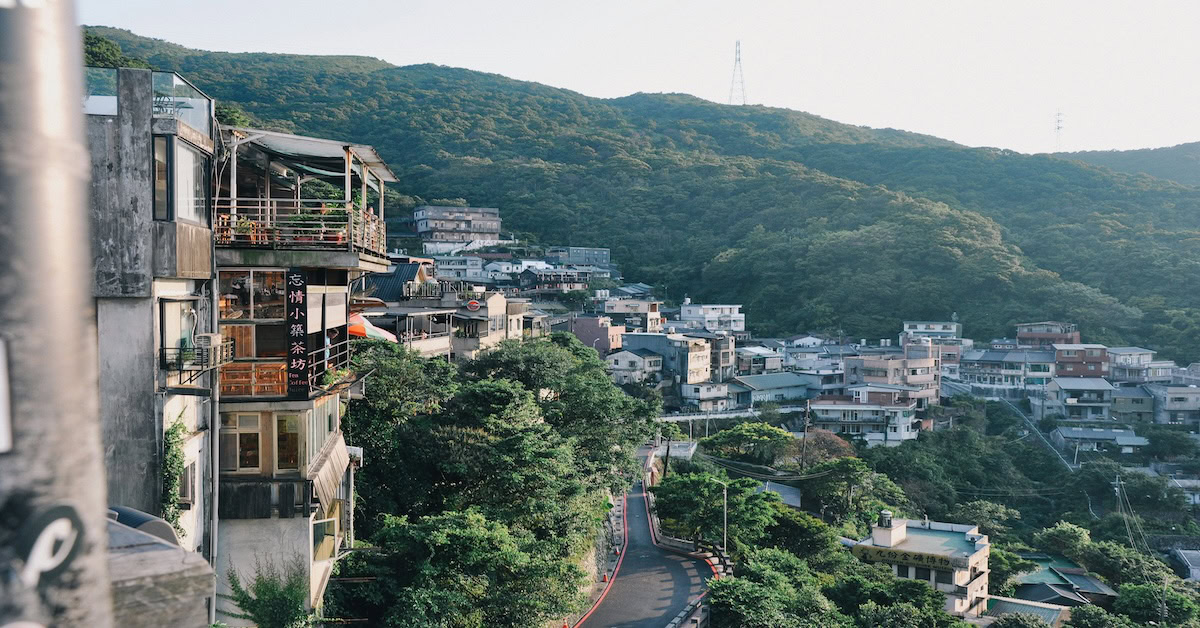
576 455 711 627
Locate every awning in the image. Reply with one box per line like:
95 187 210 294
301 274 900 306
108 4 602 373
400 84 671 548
307 432 350 509
349 312 398 342
231 127 398 183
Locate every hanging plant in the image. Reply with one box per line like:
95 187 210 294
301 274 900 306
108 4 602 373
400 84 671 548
161 412 187 535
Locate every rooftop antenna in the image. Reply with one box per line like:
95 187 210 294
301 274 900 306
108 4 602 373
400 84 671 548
729 41 746 105
1054 110 1064 152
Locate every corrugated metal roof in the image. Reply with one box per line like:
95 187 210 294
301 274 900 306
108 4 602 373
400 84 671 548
732 372 810 391
1052 377 1114 391
364 264 422 302
987 597 1070 624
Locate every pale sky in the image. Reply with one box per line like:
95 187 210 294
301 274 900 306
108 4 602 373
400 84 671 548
78 0 1200 154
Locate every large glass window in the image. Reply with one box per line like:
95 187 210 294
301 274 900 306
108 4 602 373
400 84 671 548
219 271 251 320
219 413 260 472
252 271 286 319
276 414 300 471
174 140 209 224
160 300 198 352
255 323 287 358
153 137 169 220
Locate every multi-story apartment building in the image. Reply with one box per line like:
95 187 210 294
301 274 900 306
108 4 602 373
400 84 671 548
735 345 784 376
565 314 625 354
545 246 611 267
1016 321 1080 348
414 205 501 246
681 381 730 412
1107 347 1175 384
843 349 941 411
958 349 1055 398
1038 377 1114 421
433 255 486 281
518 267 593 293
899 321 970 379
853 511 990 617
809 384 921 446
899 321 962 343
1145 384 1200 427
794 367 846 397
603 298 664 332
622 333 712 385
679 298 746 337
212 126 395 621
683 330 736 383
85 67 229 556
1053 344 1109 378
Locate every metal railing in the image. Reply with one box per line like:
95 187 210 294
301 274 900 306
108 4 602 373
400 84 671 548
309 339 351 388
160 340 234 373
214 201 386 257
312 498 343 562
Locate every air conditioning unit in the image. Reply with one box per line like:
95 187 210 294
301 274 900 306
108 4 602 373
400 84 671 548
194 333 222 349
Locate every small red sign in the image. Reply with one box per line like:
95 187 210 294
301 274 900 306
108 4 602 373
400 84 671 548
466 300 481 312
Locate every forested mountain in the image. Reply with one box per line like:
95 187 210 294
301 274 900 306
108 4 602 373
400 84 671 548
86 27 1200 361
1058 141 1200 187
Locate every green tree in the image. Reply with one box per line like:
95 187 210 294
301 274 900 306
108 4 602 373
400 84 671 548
649 472 780 552
948 500 1022 539
83 32 151 69
989 614 1051 628
761 505 842 566
701 421 795 465
1063 605 1137 628
987 547 1037 597
215 103 254 127
1033 521 1091 557
225 556 311 628
1113 582 1198 625
708 548 841 628
333 511 582 628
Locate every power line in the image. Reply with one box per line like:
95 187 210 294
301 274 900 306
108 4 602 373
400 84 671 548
728 41 746 105
1054 110 1064 152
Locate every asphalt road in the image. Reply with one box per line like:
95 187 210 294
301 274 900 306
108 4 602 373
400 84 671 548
577 476 710 628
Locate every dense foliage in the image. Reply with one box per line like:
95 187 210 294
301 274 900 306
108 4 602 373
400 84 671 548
324 335 654 626
85 27 1200 361
1060 142 1200 187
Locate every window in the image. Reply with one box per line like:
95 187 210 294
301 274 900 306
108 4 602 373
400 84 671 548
276 414 300 471
178 462 195 506
160 299 198 354
252 271 286 319
174 140 209 224
153 137 169 220
936 570 952 585
255 323 288 358
915 567 931 581
896 564 910 577
1087 364 1096 370
220 413 260 472
219 271 251 320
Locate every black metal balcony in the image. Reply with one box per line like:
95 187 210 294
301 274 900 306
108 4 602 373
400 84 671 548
160 340 234 384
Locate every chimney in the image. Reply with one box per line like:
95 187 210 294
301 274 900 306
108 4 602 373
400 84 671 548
871 510 907 548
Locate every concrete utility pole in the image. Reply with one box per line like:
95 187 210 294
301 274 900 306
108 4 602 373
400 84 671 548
0 1 114 626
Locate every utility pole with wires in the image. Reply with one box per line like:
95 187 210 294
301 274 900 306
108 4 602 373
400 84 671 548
728 40 746 105
1054 110 1064 152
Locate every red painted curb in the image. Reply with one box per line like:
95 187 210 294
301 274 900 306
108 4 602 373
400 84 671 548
573 492 629 627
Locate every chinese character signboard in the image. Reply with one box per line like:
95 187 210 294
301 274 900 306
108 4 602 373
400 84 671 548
851 544 970 570
285 269 309 399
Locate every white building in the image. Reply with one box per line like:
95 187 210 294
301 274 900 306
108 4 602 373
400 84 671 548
681 381 730 412
728 372 810 407
603 299 664 333
679 297 745 335
606 348 663 385
434 255 486 280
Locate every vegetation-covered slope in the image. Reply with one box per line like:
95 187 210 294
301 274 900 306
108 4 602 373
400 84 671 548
1059 141 1200 187
86 27 1200 360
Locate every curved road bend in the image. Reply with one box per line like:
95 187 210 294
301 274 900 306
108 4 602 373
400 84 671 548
577 470 710 627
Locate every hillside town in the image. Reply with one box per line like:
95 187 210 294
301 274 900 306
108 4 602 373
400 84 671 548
8 19 1200 628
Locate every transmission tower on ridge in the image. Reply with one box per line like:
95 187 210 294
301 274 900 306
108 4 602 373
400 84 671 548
729 41 746 105
1054 110 1064 152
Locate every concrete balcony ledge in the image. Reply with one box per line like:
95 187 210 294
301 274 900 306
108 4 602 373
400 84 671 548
108 520 214 628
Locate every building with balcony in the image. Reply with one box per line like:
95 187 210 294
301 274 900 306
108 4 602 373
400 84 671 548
809 384 921 446
852 512 990 617
843 349 941 411
564 314 625 354
1038 377 1114 421
958 349 1056 399
414 205 501 250
545 246 611 268
1016 321 1081 349
85 67 227 556
603 298 664 333
674 329 736 383
1052 344 1109 378
735 345 784 376
899 322 971 379
679 298 746 337
1107 347 1175 384
517 267 593 294
433 255 486 281
212 127 395 621
607 349 664 385
1145 384 1200 427
794 367 845 397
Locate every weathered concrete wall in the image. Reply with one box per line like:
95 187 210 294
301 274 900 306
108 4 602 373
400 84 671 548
88 68 153 298
216 517 311 626
97 296 158 513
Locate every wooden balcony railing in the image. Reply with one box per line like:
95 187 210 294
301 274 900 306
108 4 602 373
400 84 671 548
214 201 386 257
220 361 287 397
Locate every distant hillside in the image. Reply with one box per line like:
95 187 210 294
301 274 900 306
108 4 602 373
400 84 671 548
1057 142 1200 187
84 27 1200 362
